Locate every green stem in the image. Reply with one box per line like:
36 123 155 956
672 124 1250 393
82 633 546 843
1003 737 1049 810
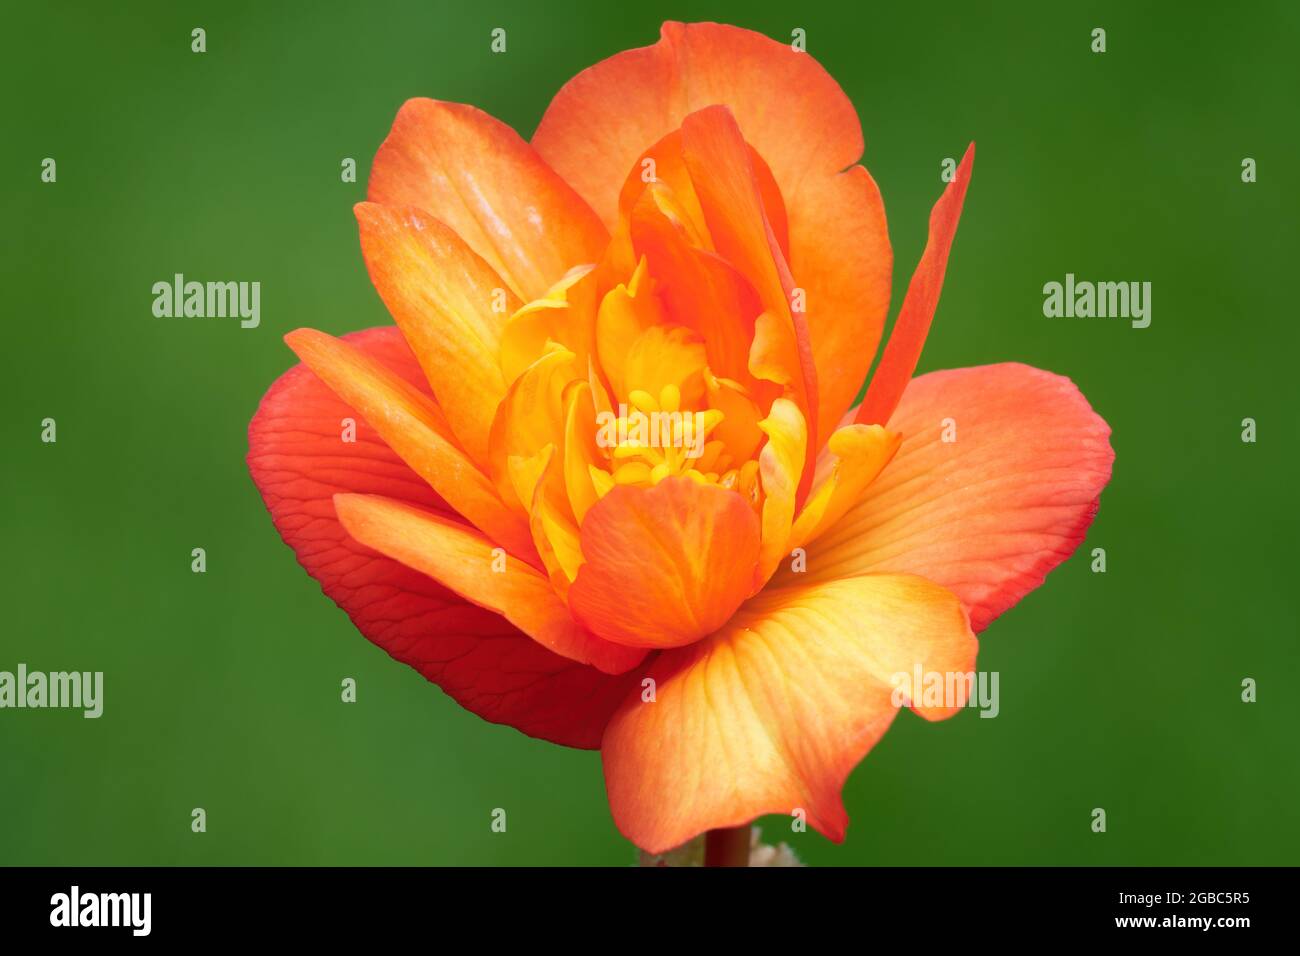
703 825 751 867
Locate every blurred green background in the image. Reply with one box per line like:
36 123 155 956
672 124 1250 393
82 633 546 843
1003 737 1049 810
2 1 1297 866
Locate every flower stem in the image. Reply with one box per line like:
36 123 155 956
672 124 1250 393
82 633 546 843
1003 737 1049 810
703 825 751 867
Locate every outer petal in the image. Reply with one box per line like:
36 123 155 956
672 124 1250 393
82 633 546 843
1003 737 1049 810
247 326 639 748
568 478 761 648
601 573 978 853
369 98 608 301
533 22 891 444
788 363 1114 632
334 493 645 675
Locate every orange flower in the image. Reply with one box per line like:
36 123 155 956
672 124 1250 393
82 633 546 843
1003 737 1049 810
248 22 1113 854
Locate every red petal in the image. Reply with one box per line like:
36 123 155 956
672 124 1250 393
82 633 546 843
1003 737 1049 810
247 326 639 747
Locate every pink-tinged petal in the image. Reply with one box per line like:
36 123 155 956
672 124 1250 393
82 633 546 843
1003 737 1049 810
568 477 761 648
790 363 1114 632
368 98 608 301
247 326 640 748
856 144 974 428
602 573 977 853
334 494 645 675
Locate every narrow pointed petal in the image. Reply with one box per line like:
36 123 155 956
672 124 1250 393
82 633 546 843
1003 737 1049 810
602 573 978 854
856 143 974 428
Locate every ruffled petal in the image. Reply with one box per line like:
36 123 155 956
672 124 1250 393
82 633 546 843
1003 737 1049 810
568 477 761 648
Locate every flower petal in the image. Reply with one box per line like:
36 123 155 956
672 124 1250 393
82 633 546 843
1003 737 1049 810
601 573 978 853
755 398 807 588
534 21 862 230
679 105 818 460
793 165 892 448
369 98 608 301
856 144 974 428
568 477 760 648
534 22 887 447
334 493 645 675
247 326 639 748
790 424 900 550
792 363 1114 632
354 202 517 467
283 327 537 563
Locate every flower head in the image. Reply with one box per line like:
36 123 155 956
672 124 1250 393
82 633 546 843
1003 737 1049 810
249 22 1113 854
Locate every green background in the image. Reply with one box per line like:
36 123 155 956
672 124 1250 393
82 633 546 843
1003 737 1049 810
2 1 1297 866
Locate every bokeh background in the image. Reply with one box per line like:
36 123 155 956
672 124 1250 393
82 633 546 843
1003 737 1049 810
2 1 1297 866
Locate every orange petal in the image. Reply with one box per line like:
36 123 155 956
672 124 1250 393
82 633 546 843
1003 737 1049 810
335 494 643 675
790 424 901 551
602 573 978 853
857 144 974 428
247 326 638 748
679 106 818 463
369 98 608 301
627 192 762 390
793 363 1114 632
510 443 585 597
354 202 517 466
488 346 581 506
283 327 537 563
754 398 807 588
535 22 887 449
793 165 892 448
534 22 862 231
568 477 760 648
562 382 602 524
